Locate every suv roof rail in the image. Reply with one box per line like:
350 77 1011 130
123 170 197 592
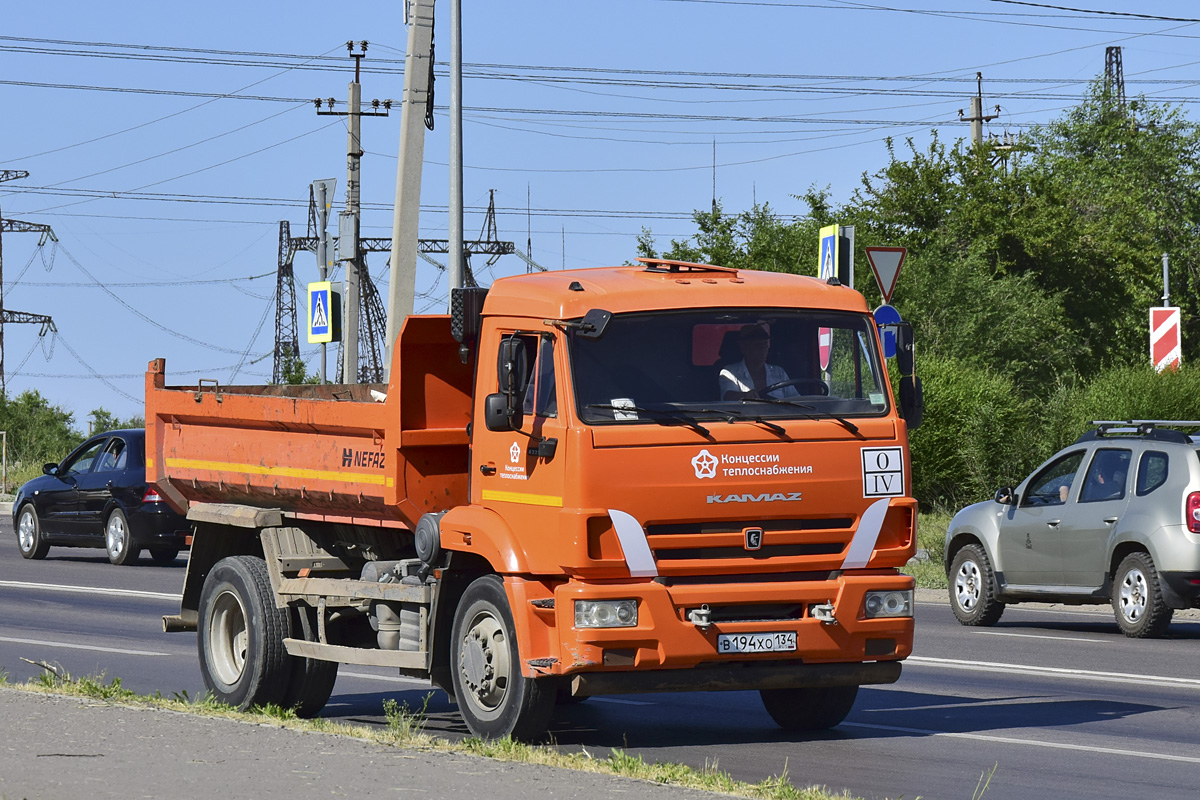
636 257 738 275
1077 419 1196 444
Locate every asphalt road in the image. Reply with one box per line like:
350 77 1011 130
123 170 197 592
3 519 1200 800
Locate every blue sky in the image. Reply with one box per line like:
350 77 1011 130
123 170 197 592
3 1 1200 430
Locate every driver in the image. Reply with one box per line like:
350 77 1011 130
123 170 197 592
719 323 800 400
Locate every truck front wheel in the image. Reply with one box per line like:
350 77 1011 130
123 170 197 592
760 685 858 731
450 575 556 741
197 556 291 710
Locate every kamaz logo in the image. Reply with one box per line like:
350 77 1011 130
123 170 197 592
342 448 386 469
706 491 802 504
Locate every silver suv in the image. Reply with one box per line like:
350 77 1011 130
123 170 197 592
944 420 1200 638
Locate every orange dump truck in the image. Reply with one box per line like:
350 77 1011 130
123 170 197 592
147 258 923 740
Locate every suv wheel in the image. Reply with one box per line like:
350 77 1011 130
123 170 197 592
1112 552 1172 638
949 544 1004 626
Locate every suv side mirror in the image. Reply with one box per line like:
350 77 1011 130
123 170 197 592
994 487 1017 505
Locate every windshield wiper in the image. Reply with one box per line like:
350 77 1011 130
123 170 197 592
586 403 711 437
736 397 861 436
694 407 787 436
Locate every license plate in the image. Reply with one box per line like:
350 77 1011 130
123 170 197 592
716 631 797 654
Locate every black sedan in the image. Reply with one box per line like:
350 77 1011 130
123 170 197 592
13 429 190 565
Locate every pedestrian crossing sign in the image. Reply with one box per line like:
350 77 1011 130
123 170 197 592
307 281 341 344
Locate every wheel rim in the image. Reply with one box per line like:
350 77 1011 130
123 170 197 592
954 559 982 611
1119 567 1148 623
17 510 36 552
208 589 249 686
459 609 511 715
105 514 127 559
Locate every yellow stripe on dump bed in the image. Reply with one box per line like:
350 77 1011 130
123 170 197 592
481 489 563 507
164 457 389 486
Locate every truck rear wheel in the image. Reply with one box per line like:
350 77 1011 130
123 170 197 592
450 575 556 741
197 556 291 710
760 685 859 731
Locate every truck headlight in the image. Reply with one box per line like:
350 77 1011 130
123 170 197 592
863 590 912 619
575 599 638 628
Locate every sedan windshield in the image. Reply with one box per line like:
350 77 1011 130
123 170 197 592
569 308 890 425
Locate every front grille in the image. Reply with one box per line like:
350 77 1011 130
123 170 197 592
643 517 855 575
685 603 808 623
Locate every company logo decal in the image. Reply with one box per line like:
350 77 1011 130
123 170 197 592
510 442 521 464
707 492 803 505
342 448 386 469
691 449 718 479
744 527 764 550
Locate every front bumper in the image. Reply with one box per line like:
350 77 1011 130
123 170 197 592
540 571 913 686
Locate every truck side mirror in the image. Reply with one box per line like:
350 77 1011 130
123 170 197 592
899 376 923 430
895 323 915 376
484 393 522 432
486 337 528 432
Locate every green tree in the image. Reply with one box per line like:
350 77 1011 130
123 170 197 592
0 390 80 473
87 407 145 435
276 345 320 385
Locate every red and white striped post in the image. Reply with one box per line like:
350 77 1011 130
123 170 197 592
1150 306 1181 372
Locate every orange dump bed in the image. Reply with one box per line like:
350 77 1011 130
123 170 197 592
144 316 473 530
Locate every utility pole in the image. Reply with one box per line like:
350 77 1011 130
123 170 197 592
387 0 436 377
0 170 57 396
448 0 465 300
958 72 1000 146
317 42 391 384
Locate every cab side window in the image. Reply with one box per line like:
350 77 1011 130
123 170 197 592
1023 451 1084 506
1136 451 1169 496
519 335 557 419
1079 448 1131 503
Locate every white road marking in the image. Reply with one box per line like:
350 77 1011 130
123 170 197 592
907 655 1200 689
844 721 1200 765
0 635 170 657
0 580 181 601
971 630 1108 644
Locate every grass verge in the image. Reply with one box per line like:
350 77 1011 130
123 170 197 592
0 667 861 800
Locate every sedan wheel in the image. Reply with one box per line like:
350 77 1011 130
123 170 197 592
17 505 50 560
105 509 137 565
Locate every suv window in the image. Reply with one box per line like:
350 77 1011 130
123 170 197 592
1023 451 1084 506
1080 448 1131 503
1136 450 1170 496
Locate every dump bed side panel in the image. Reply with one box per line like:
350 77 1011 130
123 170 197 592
145 316 472 529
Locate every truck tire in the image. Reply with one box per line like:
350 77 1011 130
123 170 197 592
16 504 50 560
450 575 556 741
949 544 1005 626
760 685 858 731
1112 552 1172 639
197 556 291 710
105 509 138 566
282 608 339 718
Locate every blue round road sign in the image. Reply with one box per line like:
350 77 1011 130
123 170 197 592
874 304 902 358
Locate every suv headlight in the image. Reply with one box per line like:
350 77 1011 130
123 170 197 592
863 590 913 619
575 599 638 628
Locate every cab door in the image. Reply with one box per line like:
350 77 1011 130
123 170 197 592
473 331 568 544
996 450 1084 588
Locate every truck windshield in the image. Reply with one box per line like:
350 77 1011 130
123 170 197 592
569 309 890 425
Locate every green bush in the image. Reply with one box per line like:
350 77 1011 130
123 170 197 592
910 355 1038 508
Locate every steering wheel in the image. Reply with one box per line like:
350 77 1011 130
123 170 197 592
759 378 828 396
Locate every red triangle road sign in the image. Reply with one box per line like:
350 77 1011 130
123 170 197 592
865 246 907 303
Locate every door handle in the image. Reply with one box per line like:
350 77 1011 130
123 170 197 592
1047 520 1061 528
1104 517 1119 525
